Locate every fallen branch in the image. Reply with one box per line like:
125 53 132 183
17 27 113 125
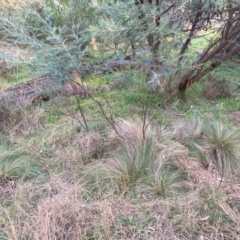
83 47 152 75
84 59 139 75
0 75 95 106
0 48 154 106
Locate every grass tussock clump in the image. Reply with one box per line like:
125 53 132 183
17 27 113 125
144 160 188 197
202 122 240 179
179 120 240 181
85 119 188 197
1 115 240 238
0 147 42 183
101 138 156 187
111 118 174 146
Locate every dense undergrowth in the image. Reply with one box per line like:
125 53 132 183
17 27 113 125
1 58 240 239
2 6 240 237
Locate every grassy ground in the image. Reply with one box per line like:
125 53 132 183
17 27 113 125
2 41 240 239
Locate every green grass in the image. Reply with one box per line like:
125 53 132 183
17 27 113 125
68 71 163 120
0 65 34 90
86 75 110 87
43 106 65 124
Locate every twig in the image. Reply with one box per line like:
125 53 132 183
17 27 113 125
90 97 120 137
52 100 89 132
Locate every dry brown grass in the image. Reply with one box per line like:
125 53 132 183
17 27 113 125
0 100 44 137
173 119 203 144
2 179 240 239
203 75 232 100
77 132 106 162
111 119 188 164
42 124 106 168
110 118 174 146
1 113 240 239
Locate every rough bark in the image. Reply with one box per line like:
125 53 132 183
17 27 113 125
178 5 240 93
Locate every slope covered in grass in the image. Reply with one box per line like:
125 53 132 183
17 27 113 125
2 29 240 238
1 62 240 239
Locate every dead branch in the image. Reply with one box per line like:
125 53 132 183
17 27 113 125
0 75 94 106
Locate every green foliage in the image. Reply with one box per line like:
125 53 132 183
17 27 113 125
44 107 64 124
1 0 236 94
2 2 240 237
1 0 237 95
116 214 156 231
0 65 33 90
0 0 95 86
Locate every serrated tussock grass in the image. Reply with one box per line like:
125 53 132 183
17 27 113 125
0 147 42 182
85 119 188 196
174 119 240 181
189 142 208 169
202 122 240 179
145 160 187 197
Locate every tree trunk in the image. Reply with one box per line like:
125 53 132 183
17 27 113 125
178 5 240 93
179 46 240 92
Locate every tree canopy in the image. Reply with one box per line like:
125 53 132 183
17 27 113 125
1 0 240 96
